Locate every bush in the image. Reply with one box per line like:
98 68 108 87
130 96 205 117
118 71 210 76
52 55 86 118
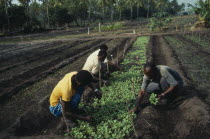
149 12 172 31
94 22 124 31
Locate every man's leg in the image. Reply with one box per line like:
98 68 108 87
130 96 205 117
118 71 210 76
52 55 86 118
146 82 161 94
49 103 62 116
70 87 84 111
160 77 170 92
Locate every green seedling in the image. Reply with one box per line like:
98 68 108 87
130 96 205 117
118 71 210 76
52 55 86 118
149 93 159 105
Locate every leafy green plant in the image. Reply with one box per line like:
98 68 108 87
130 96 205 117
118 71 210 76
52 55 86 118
149 12 172 31
188 0 210 25
149 93 159 105
94 22 124 31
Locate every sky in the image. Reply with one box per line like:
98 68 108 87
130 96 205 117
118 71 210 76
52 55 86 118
177 0 197 6
13 0 198 7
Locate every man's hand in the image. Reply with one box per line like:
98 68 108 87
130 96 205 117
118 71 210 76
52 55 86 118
140 90 146 95
83 116 92 122
65 118 76 128
94 90 102 99
102 80 110 86
158 93 165 99
129 107 137 113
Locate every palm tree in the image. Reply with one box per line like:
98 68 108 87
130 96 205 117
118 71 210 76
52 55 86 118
97 0 107 22
135 0 143 20
126 0 136 20
116 0 125 20
3 0 10 30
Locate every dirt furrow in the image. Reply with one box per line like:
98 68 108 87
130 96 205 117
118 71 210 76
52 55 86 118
0 39 110 104
176 35 210 57
0 40 88 73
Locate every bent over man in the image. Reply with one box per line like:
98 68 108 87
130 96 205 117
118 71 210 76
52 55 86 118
49 70 101 127
132 62 184 112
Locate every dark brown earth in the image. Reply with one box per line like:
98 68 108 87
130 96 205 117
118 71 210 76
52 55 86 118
133 35 210 139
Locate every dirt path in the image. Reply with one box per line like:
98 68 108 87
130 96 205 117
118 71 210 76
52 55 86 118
133 35 210 139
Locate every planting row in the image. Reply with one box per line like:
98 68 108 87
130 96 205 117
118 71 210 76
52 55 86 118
164 35 210 92
68 37 148 139
179 33 210 53
0 39 110 103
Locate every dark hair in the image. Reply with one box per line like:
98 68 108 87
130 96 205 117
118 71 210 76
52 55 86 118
98 49 107 57
76 70 93 85
100 44 108 51
144 62 157 71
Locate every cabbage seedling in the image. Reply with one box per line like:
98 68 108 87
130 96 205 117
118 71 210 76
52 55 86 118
149 93 159 105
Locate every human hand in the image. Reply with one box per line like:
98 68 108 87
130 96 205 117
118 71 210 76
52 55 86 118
94 90 102 99
129 107 137 113
103 80 110 86
83 116 92 122
158 93 165 99
65 119 76 128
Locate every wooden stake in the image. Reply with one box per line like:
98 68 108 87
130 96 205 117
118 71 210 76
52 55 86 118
88 27 90 35
99 23 101 32
60 98 70 132
99 65 102 88
117 47 119 66
106 62 109 73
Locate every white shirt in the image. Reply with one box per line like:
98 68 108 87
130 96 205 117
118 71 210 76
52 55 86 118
82 49 108 75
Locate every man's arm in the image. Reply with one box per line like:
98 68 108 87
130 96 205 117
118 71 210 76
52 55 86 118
130 75 149 113
61 100 91 121
88 83 102 99
158 85 176 98
130 89 146 112
108 61 121 71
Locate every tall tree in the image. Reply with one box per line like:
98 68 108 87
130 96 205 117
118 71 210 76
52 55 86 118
135 0 143 20
97 0 108 23
126 0 136 20
116 0 125 20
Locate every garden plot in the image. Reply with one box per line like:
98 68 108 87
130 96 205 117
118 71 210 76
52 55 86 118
164 35 210 93
179 33 210 53
0 39 110 103
0 37 136 136
132 35 210 139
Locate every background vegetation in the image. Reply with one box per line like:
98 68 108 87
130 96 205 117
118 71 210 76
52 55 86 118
0 0 185 33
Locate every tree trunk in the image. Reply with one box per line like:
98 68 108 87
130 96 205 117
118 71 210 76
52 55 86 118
130 7 133 20
75 18 79 27
119 9 122 20
4 0 10 31
102 6 105 23
137 6 139 20
46 0 50 28
111 7 113 22
88 6 91 25
147 0 150 19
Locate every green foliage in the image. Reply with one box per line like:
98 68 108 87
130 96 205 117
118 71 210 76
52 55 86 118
149 93 159 105
149 12 172 31
189 0 210 23
94 22 125 31
68 36 149 139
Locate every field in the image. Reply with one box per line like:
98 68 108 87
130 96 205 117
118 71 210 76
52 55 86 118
0 17 210 139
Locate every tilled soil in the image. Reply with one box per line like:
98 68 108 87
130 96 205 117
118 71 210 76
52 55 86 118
0 39 110 103
133 35 210 139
